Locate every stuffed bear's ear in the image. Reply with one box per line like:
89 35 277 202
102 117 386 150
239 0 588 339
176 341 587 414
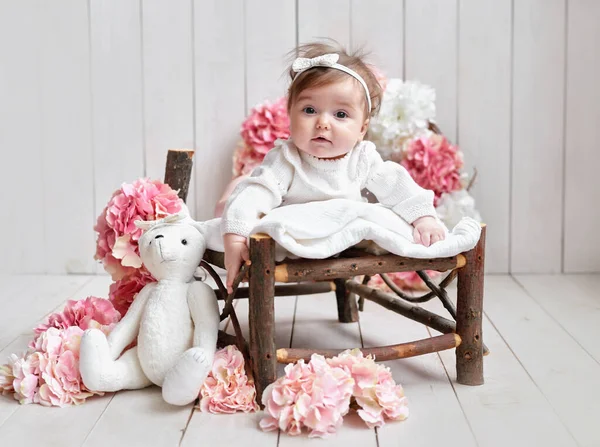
189 221 208 236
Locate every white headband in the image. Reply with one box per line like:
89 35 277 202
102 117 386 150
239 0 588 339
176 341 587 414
291 53 372 113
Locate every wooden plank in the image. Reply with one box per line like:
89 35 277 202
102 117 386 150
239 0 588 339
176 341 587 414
0 1 45 274
484 275 600 445
514 274 600 364
245 0 295 111
458 0 512 273
563 0 600 272
350 0 404 77
298 0 351 49
142 0 196 217
193 0 245 221
424 279 577 446
511 0 566 273
405 0 458 142
90 0 145 220
37 1 96 274
358 289 477 446
279 292 377 446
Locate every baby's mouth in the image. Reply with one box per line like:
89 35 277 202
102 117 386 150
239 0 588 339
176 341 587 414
312 136 331 143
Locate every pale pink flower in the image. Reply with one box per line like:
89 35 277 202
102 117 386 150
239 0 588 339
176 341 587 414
401 134 464 206
260 354 354 438
197 345 259 414
367 64 388 92
0 362 15 394
326 349 409 428
6 353 40 404
368 270 442 292
94 178 183 280
3 326 100 407
33 297 120 342
232 141 265 178
108 268 156 317
241 97 290 155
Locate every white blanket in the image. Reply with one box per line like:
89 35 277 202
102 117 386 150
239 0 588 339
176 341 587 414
202 199 481 261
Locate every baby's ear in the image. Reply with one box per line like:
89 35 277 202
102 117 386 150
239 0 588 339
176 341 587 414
360 118 370 139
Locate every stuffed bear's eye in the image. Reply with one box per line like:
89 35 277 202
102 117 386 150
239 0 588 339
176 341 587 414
181 239 187 245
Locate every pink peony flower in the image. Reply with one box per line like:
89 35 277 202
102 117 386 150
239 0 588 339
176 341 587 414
94 178 183 280
401 134 464 206
108 268 156 317
2 326 98 407
197 345 259 414
240 97 290 155
368 270 442 292
326 349 409 428
232 141 265 178
33 297 120 343
260 354 354 438
34 327 95 407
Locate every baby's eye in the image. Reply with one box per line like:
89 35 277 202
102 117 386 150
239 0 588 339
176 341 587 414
181 239 188 245
303 107 316 114
335 111 348 119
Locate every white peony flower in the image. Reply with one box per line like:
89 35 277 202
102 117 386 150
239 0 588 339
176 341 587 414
435 190 482 230
368 79 437 160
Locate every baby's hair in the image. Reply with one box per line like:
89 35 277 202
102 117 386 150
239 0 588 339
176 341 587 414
286 40 383 119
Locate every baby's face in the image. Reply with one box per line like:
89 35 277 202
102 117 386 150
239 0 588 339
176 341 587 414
289 78 369 159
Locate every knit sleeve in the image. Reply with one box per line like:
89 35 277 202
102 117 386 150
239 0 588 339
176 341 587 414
362 144 436 224
221 145 293 237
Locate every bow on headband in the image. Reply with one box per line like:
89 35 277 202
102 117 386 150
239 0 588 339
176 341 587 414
292 53 340 72
289 52 373 113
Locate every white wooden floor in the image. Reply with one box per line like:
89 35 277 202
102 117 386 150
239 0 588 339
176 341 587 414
0 273 599 447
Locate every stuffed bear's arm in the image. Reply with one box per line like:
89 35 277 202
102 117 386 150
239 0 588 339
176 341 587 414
187 281 220 351
107 283 154 360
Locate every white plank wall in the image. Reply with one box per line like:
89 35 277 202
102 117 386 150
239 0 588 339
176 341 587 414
90 0 145 221
458 0 512 273
38 1 96 274
511 0 566 273
0 0 599 274
405 0 458 143
142 0 197 218
0 1 45 274
564 0 600 272
193 0 246 221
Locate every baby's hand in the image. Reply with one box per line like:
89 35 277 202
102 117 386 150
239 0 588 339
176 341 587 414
412 216 445 247
223 233 249 294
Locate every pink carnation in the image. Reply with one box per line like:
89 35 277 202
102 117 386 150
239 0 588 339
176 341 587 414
240 97 290 155
402 134 464 205
109 268 156 317
197 345 258 414
1 327 98 407
368 270 442 292
33 297 120 343
326 349 409 428
260 354 354 438
94 178 183 280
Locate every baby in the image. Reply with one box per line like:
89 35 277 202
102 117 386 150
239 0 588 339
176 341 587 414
221 42 445 293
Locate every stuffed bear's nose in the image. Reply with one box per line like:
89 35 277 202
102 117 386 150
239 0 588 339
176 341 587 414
154 234 164 239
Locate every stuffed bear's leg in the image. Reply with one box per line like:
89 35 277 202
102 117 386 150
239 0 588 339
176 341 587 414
162 347 212 406
80 328 152 392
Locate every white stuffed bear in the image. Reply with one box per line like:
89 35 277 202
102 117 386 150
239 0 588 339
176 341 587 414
79 214 220 406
